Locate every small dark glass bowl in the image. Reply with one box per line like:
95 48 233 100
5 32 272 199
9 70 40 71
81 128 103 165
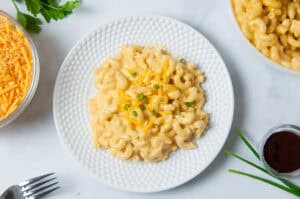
260 124 300 177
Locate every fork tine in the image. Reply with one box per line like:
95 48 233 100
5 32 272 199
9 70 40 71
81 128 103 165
22 177 56 192
20 173 55 186
24 182 58 197
31 186 60 199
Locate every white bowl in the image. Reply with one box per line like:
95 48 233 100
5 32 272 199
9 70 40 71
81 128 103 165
227 0 300 76
259 124 300 177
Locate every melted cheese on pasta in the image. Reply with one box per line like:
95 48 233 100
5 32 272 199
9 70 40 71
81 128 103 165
0 16 32 121
89 45 209 162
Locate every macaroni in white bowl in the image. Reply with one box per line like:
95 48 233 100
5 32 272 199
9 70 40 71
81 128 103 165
232 0 300 71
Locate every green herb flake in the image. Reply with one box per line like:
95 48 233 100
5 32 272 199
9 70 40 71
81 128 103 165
137 93 145 100
124 104 131 110
153 84 160 90
130 71 138 77
179 58 187 65
185 101 196 107
151 110 157 116
132 110 138 117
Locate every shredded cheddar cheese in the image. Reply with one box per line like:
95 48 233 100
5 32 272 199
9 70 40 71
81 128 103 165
116 69 174 130
112 52 186 130
0 16 32 121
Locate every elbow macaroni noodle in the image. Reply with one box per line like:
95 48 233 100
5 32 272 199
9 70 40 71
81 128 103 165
89 45 209 162
232 0 300 71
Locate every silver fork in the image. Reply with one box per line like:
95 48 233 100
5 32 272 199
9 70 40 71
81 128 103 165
0 173 59 199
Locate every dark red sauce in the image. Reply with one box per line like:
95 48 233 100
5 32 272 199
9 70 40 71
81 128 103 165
263 131 300 173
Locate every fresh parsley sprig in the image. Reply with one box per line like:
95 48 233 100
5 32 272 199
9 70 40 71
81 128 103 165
226 131 300 197
11 0 80 33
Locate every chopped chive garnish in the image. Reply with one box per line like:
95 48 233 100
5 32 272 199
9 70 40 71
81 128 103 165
225 131 300 197
179 58 187 65
153 84 160 90
124 104 131 110
131 72 138 77
151 110 157 116
132 110 138 117
139 104 146 111
144 97 149 104
137 93 145 100
185 101 196 107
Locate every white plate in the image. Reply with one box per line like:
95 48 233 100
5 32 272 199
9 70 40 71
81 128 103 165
53 16 234 192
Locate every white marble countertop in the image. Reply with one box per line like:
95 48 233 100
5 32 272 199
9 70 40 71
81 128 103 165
1 0 299 198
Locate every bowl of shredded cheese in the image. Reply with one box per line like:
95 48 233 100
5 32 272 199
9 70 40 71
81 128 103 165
0 10 39 128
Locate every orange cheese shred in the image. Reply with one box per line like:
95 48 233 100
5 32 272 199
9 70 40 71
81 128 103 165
0 16 32 121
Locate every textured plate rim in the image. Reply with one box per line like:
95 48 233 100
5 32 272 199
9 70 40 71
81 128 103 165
53 15 235 193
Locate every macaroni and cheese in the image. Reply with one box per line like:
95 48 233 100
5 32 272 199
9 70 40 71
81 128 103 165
89 45 209 162
232 0 300 71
